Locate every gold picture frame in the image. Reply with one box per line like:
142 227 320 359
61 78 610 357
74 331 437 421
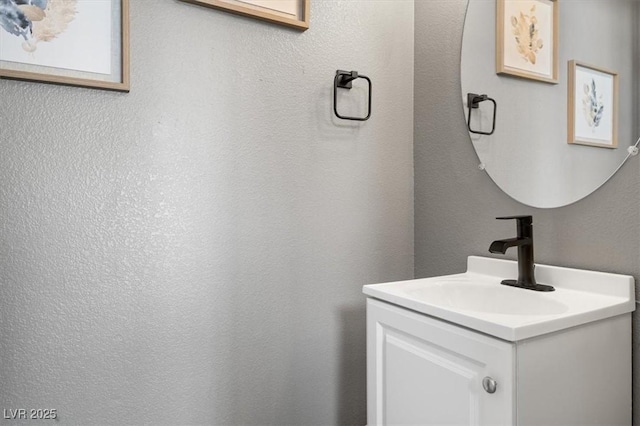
496 0 558 84
181 0 309 31
567 60 619 148
0 0 130 92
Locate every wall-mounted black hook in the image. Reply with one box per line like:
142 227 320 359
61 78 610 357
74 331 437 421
334 70 372 121
467 93 497 136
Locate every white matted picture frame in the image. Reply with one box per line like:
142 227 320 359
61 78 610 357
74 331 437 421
0 0 130 92
496 0 558 84
567 60 618 148
181 0 309 31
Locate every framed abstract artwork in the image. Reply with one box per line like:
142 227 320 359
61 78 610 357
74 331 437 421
181 0 309 31
567 60 618 148
0 0 130 92
496 0 558 83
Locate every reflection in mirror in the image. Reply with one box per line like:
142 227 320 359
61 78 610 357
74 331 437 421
461 0 639 208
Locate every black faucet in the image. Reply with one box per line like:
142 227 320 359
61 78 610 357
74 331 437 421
489 216 554 292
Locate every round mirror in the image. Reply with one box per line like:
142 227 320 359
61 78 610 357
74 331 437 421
461 0 639 208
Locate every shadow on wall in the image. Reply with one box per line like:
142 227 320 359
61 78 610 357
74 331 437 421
337 303 367 425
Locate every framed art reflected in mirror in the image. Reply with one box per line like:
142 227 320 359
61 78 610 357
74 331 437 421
568 60 619 149
496 0 558 84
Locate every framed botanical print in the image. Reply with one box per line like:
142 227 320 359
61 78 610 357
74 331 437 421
0 0 130 92
181 0 309 31
568 60 618 148
496 0 559 84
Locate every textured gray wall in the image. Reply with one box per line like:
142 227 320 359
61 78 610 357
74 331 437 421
415 0 640 421
0 1 414 425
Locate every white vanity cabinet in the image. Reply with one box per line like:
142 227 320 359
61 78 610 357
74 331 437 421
365 257 634 426
367 298 515 425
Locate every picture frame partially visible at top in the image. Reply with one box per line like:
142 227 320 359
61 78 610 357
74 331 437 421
181 0 309 31
496 0 559 84
0 0 130 92
567 60 619 149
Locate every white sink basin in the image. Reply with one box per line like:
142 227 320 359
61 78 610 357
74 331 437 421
363 256 635 341
405 278 569 315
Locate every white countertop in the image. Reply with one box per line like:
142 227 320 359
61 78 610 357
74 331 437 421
363 256 636 341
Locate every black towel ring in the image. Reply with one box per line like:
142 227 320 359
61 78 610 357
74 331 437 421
333 70 372 121
466 93 497 136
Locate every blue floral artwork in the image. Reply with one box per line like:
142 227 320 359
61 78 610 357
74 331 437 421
570 61 617 148
0 0 126 91
582 78 605 130
0 0 76 53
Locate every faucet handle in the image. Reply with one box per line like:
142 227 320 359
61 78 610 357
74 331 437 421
496 216 533 237
496 215 532 223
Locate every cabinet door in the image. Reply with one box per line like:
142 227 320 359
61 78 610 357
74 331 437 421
367 298 515 426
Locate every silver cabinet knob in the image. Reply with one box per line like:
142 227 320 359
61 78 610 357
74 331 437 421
482 376 497 394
